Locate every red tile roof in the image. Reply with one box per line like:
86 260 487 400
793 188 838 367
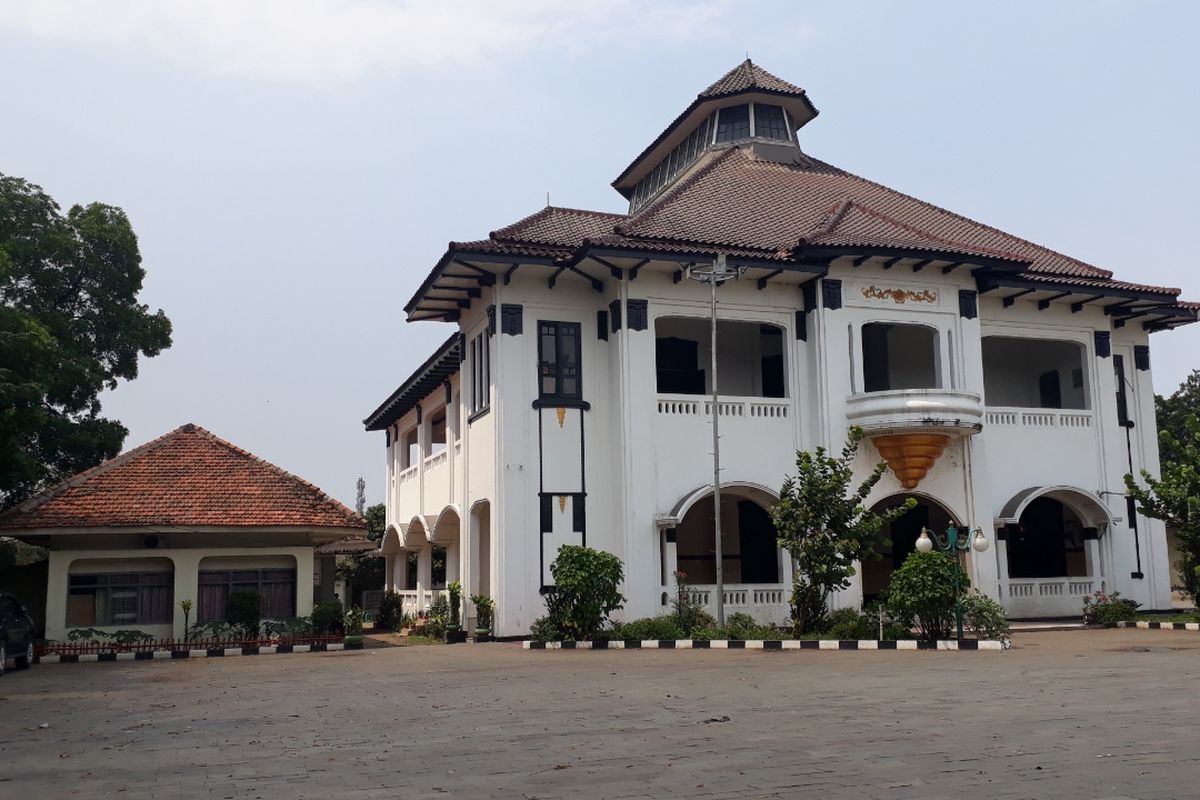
700 59 810 99
0 424 365 532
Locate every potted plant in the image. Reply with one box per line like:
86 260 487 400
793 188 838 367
470 593 495 642
343 606 365 649
445 581 467 643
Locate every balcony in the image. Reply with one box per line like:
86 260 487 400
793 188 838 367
846 390 983 489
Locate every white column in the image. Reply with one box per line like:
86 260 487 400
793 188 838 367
417 546 432 610
43 551 72 642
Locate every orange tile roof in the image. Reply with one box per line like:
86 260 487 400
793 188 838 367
0 424 365 532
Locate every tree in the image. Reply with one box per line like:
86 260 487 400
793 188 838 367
0 174 172 508
773 426 915 634
1125 394 1200 599
364 502 386 541
1154 370 1200 465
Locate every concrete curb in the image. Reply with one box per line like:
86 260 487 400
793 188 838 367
1113 621 1200 631
523 639 1006 651
37 640 362 664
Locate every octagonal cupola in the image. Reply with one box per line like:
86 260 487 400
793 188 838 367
612 60 819 213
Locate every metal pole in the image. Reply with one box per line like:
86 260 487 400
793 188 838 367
710 268 725 626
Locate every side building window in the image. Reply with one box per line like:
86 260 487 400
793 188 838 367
198 569 297 622
538 320 582 401
469 332 490 416
67 572 174 627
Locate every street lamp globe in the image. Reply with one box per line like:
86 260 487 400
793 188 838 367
971 529 990 553
915 527 934 553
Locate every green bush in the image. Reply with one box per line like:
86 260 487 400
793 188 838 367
375 591 406 632
670 570 715 635
262 617 313 640
226 590 262 639
311 599 344 634
447 581 463 630
470 594 494 632
529 615 560 642
886 551 968 641
823 607 874 640
614 616 685 640
1082 590 1140 624
961 591 1011 641
541 545 626 641
424 594 450 638
343 606 364 636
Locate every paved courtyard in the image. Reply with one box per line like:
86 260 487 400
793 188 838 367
2 629 1198 799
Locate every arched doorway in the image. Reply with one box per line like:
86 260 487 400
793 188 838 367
861 495 957 603
1007 497 1088 579
996 486 1112 617
667 484 789 624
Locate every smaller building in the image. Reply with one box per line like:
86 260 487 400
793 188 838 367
0 424 364 641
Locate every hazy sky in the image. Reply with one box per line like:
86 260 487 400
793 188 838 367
2 1 1198 507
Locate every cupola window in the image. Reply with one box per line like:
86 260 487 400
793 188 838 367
714 104 750 143
753 104 790 140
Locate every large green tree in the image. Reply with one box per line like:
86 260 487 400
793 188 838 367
1125 370 1200 599
773 426 915 634
0 174 171 508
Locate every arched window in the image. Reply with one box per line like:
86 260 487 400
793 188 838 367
1008 497 1089 578
861 323 940 392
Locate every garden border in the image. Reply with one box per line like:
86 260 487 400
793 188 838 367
523 639 1006 651
36 640 364 664
1111 621 1200 631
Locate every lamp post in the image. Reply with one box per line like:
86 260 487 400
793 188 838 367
914 525 990 640
684 253 743 626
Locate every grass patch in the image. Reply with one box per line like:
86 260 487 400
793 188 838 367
1135 613 1200 623
404 634 445 646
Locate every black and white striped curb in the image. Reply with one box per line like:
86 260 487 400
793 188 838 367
524 639 1006 651
1112 620 1200 631
38 641 363 664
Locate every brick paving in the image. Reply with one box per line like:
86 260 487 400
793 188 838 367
2 629 1198 799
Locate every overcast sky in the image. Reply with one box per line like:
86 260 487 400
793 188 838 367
2 1 1198 507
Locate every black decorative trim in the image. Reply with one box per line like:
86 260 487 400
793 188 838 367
597 310 608 341
1082 527 1099 541
627 299 648 331
1134 345 1150 371
609 299 622 332
572 494 586 532
540 494 553 533
486 304 496 337
822 278 842 310
795 309 807 342
458 332 467 364
802 281 818 312
664 528 677 543
385 429 391 447
416 405 423 424
1094 330 1111 358
444 381 452 405
958 289 978 320
531 398 591 411
501 304 523 336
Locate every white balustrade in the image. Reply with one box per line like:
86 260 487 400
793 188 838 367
1004 576 1102 618
985 408 1094 429
656 395 791 420
682 584 790 626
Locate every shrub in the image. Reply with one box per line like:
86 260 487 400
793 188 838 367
541 545 626 641
1082 590 1140 625
262 617 313 640
344 606 364 636
703 612 786 641
961 591 1011 641
614 616 685 640
529 615 561 642
470 594 494 632
425 593 450 638
226 591 262 639
886 551 968 641
311 599 344 635
375 591 406 631
670 571 714 635
822 608 870 640
447 581 463 630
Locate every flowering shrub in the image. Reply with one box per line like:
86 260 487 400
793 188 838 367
1082 590 1140 624
961 591 1011 642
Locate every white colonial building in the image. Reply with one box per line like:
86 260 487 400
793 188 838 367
364 61 1196 636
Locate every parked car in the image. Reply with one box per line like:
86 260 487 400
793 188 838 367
0 592 37 676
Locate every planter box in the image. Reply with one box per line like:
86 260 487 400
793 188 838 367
445 630 468 644
473 632 495 643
